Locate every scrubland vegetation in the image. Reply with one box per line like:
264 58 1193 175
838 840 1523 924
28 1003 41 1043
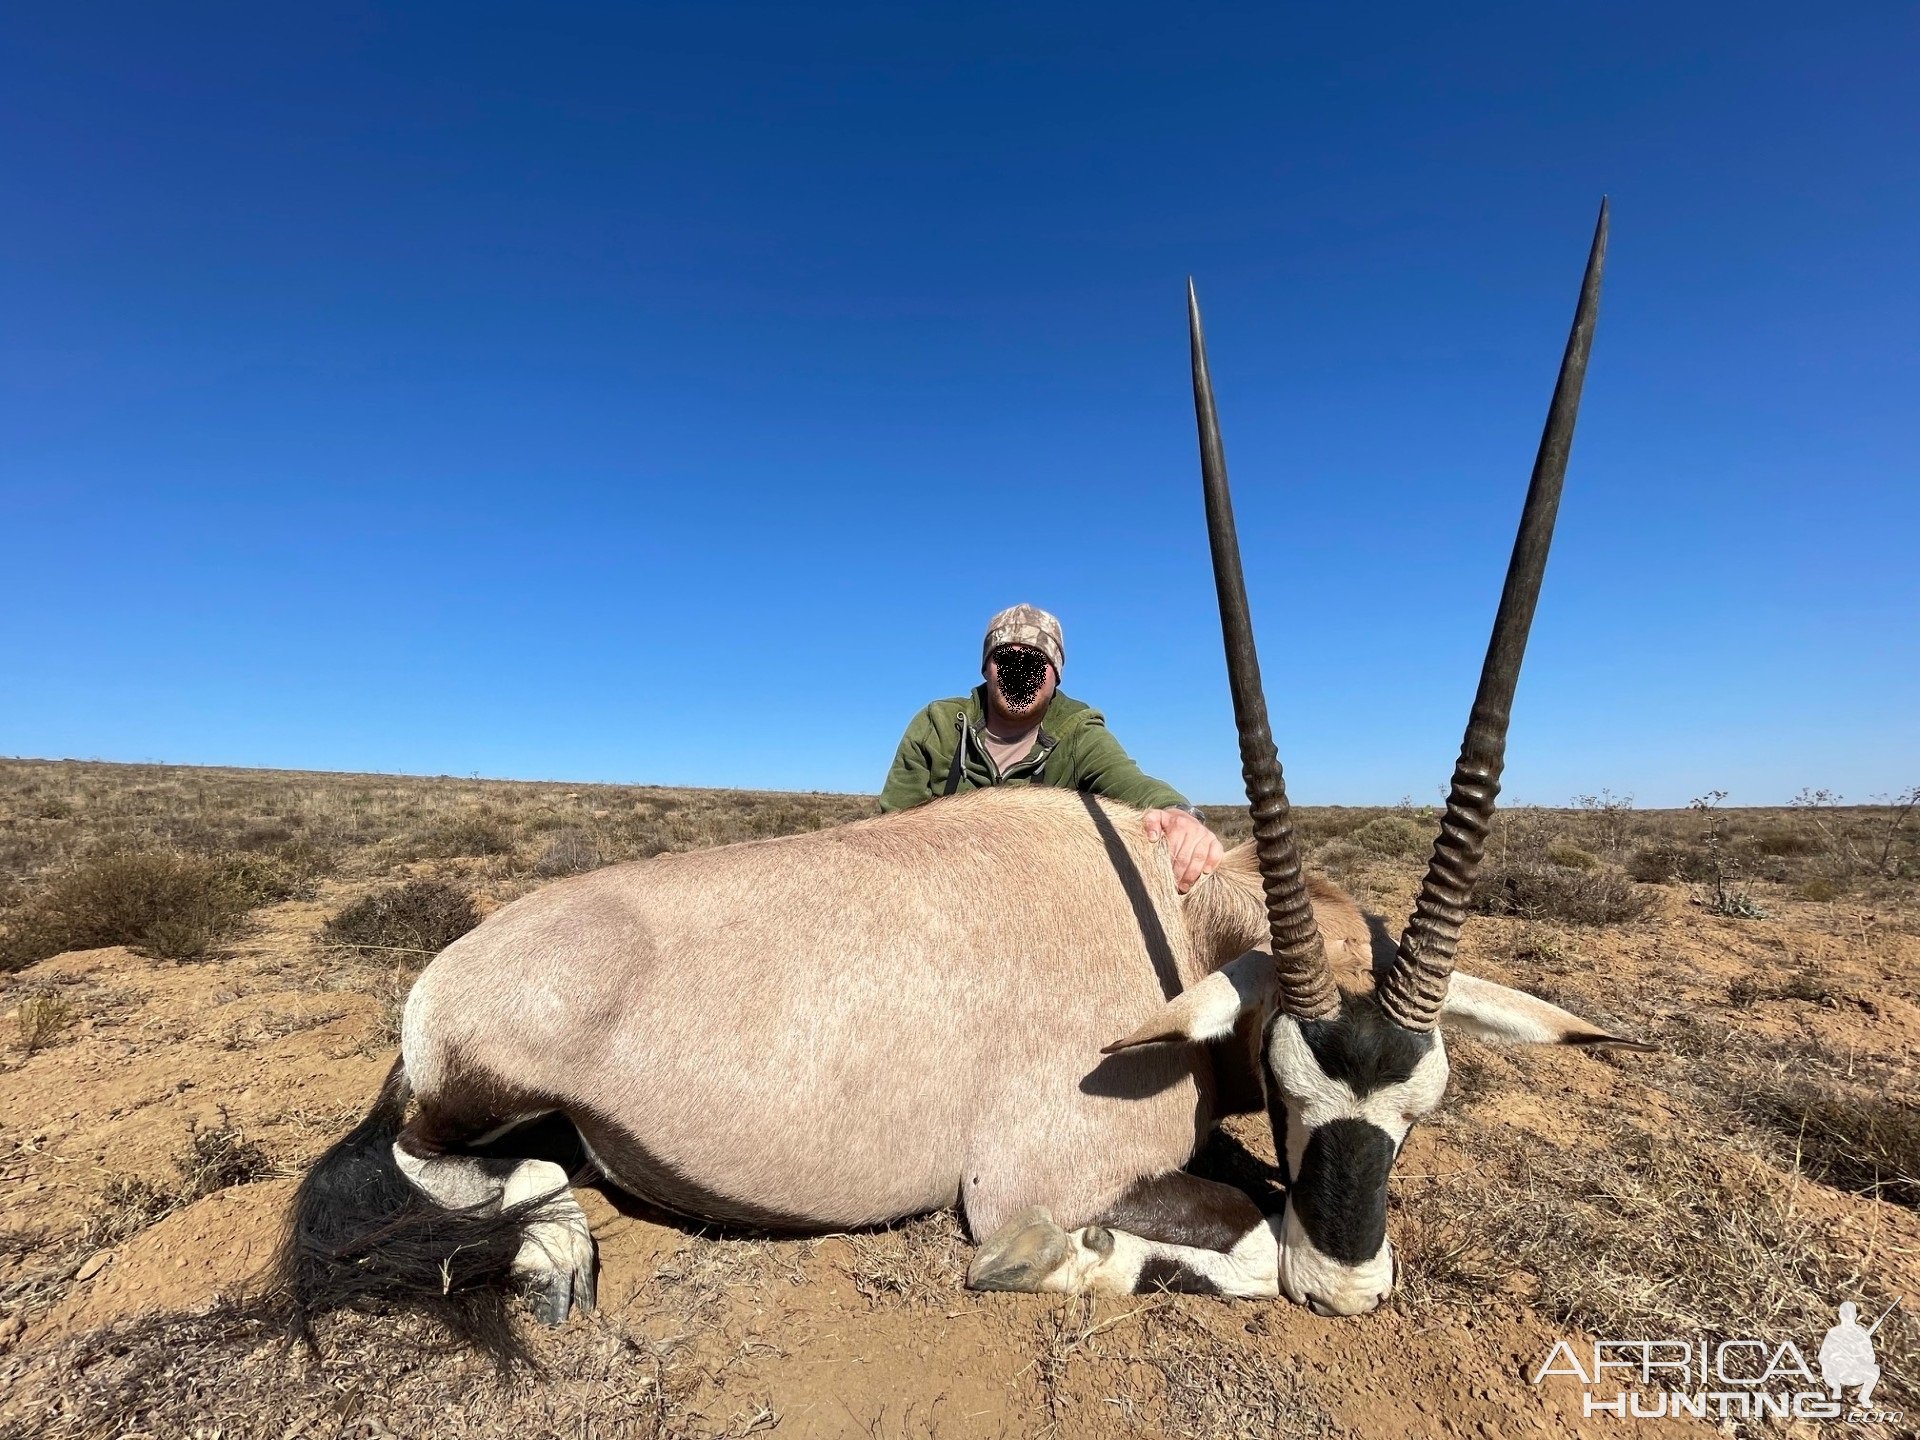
1 759 1915 1437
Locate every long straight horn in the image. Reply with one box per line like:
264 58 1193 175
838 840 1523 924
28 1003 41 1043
1379 200 1610 1033
1189 280 1339 1023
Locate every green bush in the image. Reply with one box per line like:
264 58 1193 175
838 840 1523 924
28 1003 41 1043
1351 816 1428 859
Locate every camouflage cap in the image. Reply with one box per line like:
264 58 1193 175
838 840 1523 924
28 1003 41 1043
982 603 1065 675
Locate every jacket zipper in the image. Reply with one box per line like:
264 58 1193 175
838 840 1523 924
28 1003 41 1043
960 709 1057 785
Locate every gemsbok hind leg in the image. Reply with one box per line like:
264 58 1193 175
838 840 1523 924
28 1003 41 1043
967 1172 1279 1298
393 1114 597 1324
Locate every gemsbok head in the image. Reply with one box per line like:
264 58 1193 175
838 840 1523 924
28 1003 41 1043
1105 200 1644 1316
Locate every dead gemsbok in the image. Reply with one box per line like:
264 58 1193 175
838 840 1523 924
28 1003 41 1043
278 203 1640 1359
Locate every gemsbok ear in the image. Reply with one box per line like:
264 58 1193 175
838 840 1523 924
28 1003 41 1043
1438 972 1655 1050
1101 951 1275 1053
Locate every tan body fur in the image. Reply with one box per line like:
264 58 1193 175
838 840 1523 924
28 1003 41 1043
402 786 1361 1238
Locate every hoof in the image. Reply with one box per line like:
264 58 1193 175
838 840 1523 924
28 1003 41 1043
968 1207 1071 1293
1081 1224 1114 1258
518 1223 598 1326
529 1255 596 1325
534 1271 574 1326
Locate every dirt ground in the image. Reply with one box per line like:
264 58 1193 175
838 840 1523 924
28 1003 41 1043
1 762 1916 1437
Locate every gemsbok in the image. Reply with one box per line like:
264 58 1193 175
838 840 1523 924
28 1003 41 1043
278 202 1641 1362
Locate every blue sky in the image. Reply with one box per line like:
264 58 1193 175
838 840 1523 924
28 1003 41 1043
3 4 1915 807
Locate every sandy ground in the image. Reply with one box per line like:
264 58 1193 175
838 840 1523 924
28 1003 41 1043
2 860 1916 1438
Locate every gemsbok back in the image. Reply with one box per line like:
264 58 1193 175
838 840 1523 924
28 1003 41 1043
276 202 1644 1363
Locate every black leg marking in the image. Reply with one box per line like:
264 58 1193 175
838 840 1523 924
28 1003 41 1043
1136 1255 1223 1295
1096 1171 1266 1254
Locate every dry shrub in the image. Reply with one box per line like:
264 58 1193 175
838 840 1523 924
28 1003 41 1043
533 828 603 878
1750 826 1818 857
13 992 75 1055
411 813 518 859
217 850 322 905
0 850 254 970
1738 1076 1920 1209
81 1175 178 1251
1627 841 1715 884
1793 876 1840 902
1311 841 1366 878
1350 815 1428 858
5 1302 755 1440
1399 1126 1908 1412
81 1118 276 1252
175 1119 276 1195
230 818 295 851
323 880 480 959
1468 862 1648 925
1544 839 1598 871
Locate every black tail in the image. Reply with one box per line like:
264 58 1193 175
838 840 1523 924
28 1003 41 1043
265 1059 554 1370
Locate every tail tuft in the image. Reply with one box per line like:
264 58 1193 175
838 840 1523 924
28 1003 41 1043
264 1059 555 1370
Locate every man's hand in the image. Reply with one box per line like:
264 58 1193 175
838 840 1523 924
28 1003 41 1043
1141 808 1225 894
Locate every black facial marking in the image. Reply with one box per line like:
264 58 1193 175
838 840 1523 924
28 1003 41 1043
991 645 1048 709
1288 1118 1394 1264
1294 1002 1435 1097
1135 1255 1223 1295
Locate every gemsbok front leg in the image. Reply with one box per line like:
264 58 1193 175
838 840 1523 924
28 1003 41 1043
967 1172 1278 1298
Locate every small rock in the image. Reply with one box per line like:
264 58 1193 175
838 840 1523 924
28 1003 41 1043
74 1250 114 1282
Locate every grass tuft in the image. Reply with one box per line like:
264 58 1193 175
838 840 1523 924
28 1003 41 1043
13 992 76 1054
81 1117 277 1253
1738 1075 1920 1209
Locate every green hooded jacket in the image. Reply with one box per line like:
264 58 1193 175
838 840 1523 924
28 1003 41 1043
878 686 1189 815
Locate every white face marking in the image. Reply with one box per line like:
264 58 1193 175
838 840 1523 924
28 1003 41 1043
1263 1013 1451 1314
1264 1017 1450 1160
1277 1204 1395 1313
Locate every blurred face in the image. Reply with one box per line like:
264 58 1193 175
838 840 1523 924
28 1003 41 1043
986 645 1056 722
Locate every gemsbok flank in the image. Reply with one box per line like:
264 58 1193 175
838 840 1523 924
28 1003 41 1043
277 202 1642 1363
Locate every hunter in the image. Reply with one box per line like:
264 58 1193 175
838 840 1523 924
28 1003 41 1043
879 604 1224 892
